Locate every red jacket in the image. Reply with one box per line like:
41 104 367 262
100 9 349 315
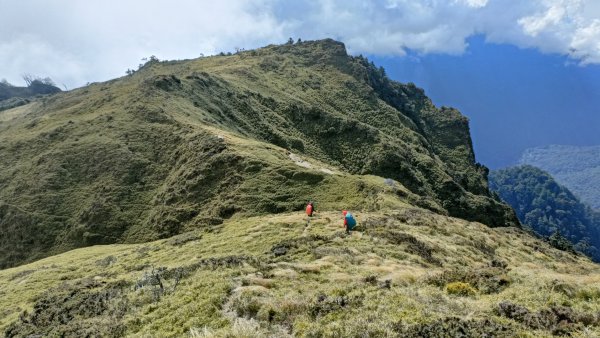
306 204 313 216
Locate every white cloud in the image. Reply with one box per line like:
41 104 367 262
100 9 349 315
0 0 287 88
0 0 598 88
570 19 600 63
459 0 489 8
289 0 600 62
519 5 566 37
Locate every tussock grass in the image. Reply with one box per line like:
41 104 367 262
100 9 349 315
1 208 599 337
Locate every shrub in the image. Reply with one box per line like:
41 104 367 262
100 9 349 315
95 255 117 267
399 317 515 337
548 231 576 253
497 301 600 334
497 301 530 322
575 287 600 301
8 269 36 281
428 265 511 294
309 291 363 318
4 280 128 337
363 275 378 285
445 282 476 296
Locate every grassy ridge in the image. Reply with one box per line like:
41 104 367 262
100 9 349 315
1 209 598 337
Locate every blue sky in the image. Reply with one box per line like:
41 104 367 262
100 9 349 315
1 0 599 168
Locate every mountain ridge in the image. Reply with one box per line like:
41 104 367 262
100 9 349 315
2 39 600 338
0 38 517 269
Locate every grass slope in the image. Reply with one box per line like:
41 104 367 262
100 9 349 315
0 39 517 268
1 208 598 337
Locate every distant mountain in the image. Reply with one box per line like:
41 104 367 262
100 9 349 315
0 79 62 111
490 165 600 261
520 145 600 209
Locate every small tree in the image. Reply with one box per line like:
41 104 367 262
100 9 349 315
287 37 294 44
20 74 57 87
549 230 575 253
137 55 160 70
41 77 56 86
22 73 34 86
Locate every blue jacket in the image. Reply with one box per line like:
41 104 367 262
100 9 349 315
345 213 356 229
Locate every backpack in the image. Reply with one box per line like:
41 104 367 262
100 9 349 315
345 213 357 229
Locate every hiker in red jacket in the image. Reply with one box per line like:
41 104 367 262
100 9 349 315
306 201 315 217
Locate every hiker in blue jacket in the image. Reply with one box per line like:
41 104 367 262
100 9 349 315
342 210 356 234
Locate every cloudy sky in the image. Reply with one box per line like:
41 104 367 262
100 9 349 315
1 0 599 166
2 0 599 87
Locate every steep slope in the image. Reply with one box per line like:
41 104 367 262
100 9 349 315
0 39 517 268
520 145 600 209
1 208 598 337
490 165 600 261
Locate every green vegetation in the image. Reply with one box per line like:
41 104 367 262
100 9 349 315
489 165 600 261
7 39 595 336
445 282 477 296
520 145 600 210
0 39 517 268
1 209 599 337
0 40 600 337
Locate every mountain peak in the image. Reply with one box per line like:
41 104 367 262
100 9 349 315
269 38 347 54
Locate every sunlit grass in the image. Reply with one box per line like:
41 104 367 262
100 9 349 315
1 208 599 336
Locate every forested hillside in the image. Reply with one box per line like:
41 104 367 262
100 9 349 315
520 145 600 209
490 165 600 261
